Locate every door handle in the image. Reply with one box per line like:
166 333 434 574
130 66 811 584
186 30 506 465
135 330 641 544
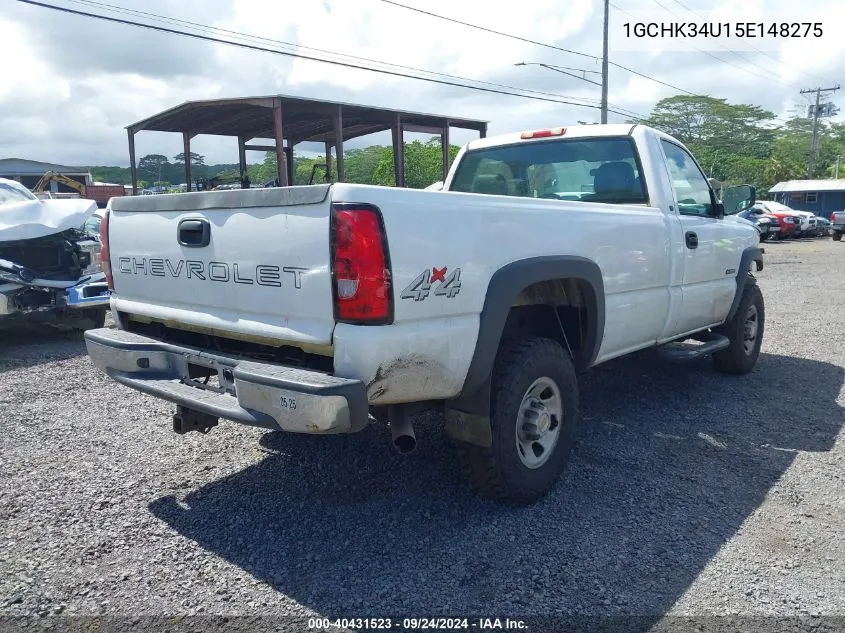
685 231 698 249
177 218 210 247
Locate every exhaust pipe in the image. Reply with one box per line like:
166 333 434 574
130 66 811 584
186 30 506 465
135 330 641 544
388 405 416 454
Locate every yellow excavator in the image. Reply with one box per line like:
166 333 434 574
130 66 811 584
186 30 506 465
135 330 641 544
33 171 87 196
32 171 126 207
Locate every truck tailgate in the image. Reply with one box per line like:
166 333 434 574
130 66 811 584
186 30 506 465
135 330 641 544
107 185 335 346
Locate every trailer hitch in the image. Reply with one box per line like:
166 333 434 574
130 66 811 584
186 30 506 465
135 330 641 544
172 406 219 435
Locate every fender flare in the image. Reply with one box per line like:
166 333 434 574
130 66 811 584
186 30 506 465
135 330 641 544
444 256 604 447
726 246 763 322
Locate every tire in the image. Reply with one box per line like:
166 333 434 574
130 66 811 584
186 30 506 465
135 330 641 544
712 281 764 375
456 336 579 504
833 232 842 242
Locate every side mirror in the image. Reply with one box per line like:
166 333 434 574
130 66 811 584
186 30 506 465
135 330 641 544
721 184 756 215
425 181 444 191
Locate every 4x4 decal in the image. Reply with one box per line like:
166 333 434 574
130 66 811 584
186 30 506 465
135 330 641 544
400 266 462 301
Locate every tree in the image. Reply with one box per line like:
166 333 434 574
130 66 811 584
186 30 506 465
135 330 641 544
643 96 775 158
256 152 279 184
370 139 461 188
173 151 206 167
294 156 327 185
344 146 390 184
137 154 170 183
173 152 206 181
89 166 132 185
642 95 778 189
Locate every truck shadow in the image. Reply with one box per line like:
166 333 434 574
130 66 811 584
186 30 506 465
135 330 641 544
0 325 87 374
148 351 843 625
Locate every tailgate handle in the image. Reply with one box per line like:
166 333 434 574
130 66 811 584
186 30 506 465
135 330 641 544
178 218 210 247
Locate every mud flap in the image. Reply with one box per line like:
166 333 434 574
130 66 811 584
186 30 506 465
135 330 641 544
444 408 493 447
444 379 493 448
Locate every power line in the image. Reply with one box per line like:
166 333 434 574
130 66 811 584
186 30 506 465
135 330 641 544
64 0 618 111
667 0 833 84
613 0 806 89
65 0 647 120
530 63 602 76
512 61 649 120
376 0 697 96
649 0 805 89
515 62 601 87
666 0 797 81
376 0 599 61
52 0 648 121
16 0 647 120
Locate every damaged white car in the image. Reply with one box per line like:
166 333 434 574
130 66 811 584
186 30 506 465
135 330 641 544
0 178 110 330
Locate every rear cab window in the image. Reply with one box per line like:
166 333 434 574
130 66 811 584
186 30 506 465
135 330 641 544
449 136 648 205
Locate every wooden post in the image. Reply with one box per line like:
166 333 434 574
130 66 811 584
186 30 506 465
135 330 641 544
182 132 192 191
238 136 247 182
441 120 451 181
325 141 333 182
392 114 404 187
334 106 344 182
128 130 138 195
273 98 288 186
285 144 294 186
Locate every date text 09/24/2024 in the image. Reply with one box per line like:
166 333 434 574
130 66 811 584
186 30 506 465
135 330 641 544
307 618 527 630
623 22 823 39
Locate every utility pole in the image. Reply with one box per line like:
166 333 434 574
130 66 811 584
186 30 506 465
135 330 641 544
800 85 840 178
836 155 842 179
601 0 609 123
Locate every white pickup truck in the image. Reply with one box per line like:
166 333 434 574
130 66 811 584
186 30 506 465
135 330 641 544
85 123 764 503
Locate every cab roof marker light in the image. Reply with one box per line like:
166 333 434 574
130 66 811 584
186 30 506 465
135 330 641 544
520 127 567 139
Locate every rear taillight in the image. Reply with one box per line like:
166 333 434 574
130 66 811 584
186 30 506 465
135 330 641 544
331 205 392 323
99 209 113 290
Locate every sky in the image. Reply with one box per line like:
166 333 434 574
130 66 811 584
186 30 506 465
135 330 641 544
1 0 844 168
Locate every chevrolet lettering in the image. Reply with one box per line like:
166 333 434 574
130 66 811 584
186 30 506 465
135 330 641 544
116 257 308 288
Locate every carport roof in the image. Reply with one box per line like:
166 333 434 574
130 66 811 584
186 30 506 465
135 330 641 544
769 179 845 193
0 158 90 176
127 95 488 144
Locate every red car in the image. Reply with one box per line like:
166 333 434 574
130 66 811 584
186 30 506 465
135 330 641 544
752 204 801 240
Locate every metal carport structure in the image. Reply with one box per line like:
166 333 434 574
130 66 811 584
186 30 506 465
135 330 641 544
125 95 488 194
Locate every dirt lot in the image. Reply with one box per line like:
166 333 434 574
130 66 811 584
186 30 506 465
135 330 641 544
1 238 843 629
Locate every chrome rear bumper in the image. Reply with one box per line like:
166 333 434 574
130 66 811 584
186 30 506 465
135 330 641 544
84 328 369 434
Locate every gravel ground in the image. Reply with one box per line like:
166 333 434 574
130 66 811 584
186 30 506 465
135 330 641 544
1 238 843 630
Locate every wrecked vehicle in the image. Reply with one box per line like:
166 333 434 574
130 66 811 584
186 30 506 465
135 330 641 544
0 178 110 330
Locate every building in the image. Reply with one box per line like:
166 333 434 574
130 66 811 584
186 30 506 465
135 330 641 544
0 158 91 192
768 180 845 218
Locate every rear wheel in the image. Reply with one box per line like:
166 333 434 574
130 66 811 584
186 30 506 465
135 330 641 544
833 232 842 242
712 282 764 375
457 336 578 504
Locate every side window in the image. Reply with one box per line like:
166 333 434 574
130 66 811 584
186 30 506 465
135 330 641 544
660 140 714 217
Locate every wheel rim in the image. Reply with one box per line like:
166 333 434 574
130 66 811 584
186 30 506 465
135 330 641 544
515 377 563 469
743 304 759 355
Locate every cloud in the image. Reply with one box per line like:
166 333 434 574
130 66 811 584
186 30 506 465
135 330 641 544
1 0 843 167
